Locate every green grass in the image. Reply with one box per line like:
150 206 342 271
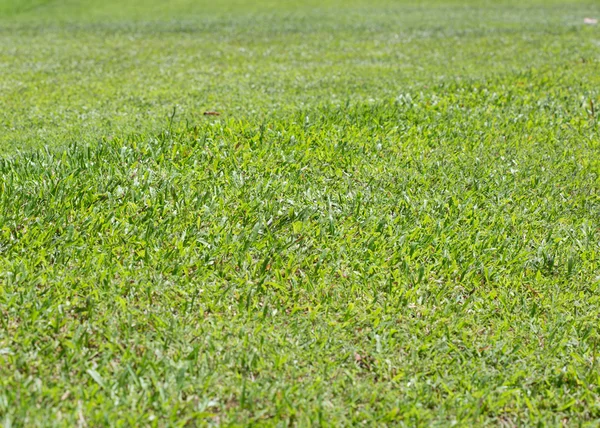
1 0 600 425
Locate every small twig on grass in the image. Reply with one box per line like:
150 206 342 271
168 106 177 132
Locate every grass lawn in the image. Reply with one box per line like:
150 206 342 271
1 0 600 425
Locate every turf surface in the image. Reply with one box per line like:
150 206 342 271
1 0 600 425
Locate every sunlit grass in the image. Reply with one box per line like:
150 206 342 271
1 0 600 425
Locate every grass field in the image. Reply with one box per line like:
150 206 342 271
1 0 600 425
